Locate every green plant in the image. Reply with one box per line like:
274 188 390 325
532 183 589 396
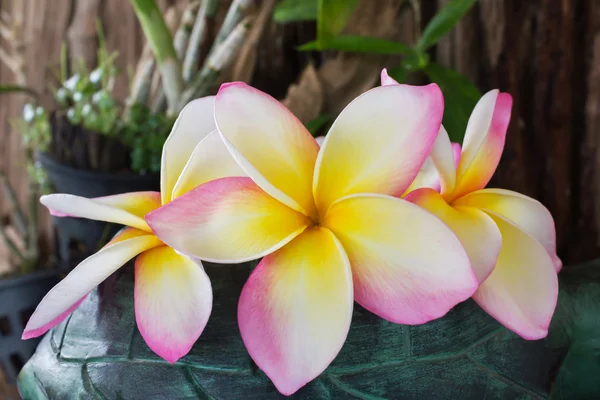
57 50 120 135
129 0 184 111
274 0 481 142
4 1 257 177
128 0 254 113
9 32 172 175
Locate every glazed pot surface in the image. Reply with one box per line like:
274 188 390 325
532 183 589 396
20 261 599 399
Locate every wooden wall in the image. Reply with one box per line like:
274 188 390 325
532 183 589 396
437 0 600 263
0 0 599 266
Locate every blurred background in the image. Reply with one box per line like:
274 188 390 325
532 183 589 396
0 0 598 397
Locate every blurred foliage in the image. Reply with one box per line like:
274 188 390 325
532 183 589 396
1 86 52 193
317 0 358 46
0 84 38 98
5 0 251 177
424 62 480 144
274 0 481 142
417 0 477 51
14 26 174 175
125 104 173 173
18 104 51 153
305 114 331 136
273 0 318 22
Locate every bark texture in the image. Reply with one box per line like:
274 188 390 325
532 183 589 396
436 0 600 263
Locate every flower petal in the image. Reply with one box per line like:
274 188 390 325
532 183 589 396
380 71 456 196
453 188 561 271
21 296 87 340
380 68 398 86
324 193 477 324
402 156 440 196
405 188 502 282
22 228 161 338
238 227 353 395
452 142 462 167
451 90 513 200
135 246 212 363
473 213 558 340
313 84 444 214
215 82 319 217
402 127 458 196
171 130 246 199
161 96 216 204
40 192 161 232
430 126 457 195
146 177 311 263
95 191 162 217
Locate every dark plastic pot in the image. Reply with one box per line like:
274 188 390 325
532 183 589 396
17 262 600 399
0 270 59 383
37 152 159 265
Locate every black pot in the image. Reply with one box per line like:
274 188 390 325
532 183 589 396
37 152 159 265
0 270 59 383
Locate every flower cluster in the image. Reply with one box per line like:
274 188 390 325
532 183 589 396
23 69 559 396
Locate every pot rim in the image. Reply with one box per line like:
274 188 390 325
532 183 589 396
0 268 60 290
36 152 159 183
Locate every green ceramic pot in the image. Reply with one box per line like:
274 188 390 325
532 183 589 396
17 261 600 399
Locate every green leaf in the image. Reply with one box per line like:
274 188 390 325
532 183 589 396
317 0 358 45
418 0 477 51
400 50 430 71
305 114 330 136
0 84 38 98
424 62 480 143
274 0 318 22
387 66 406 83
299 35 414 55
129 0 183 111
128 0 178 63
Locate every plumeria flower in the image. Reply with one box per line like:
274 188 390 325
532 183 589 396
376 69 561 340
22 96 245 363
146 80 479 395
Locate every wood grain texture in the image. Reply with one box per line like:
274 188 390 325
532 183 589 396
436 0 600 263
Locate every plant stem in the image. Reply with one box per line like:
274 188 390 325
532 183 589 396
129 0 184 112
182 0 219 83
179 17 253 108
0 171 27 237
0 224 25 263
231 0 276 82
128 54 155 107
409 0 422 43
177 0 251 109
26 174 39 253
212 0 251 48
152 3 200 113
176 1 202 59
